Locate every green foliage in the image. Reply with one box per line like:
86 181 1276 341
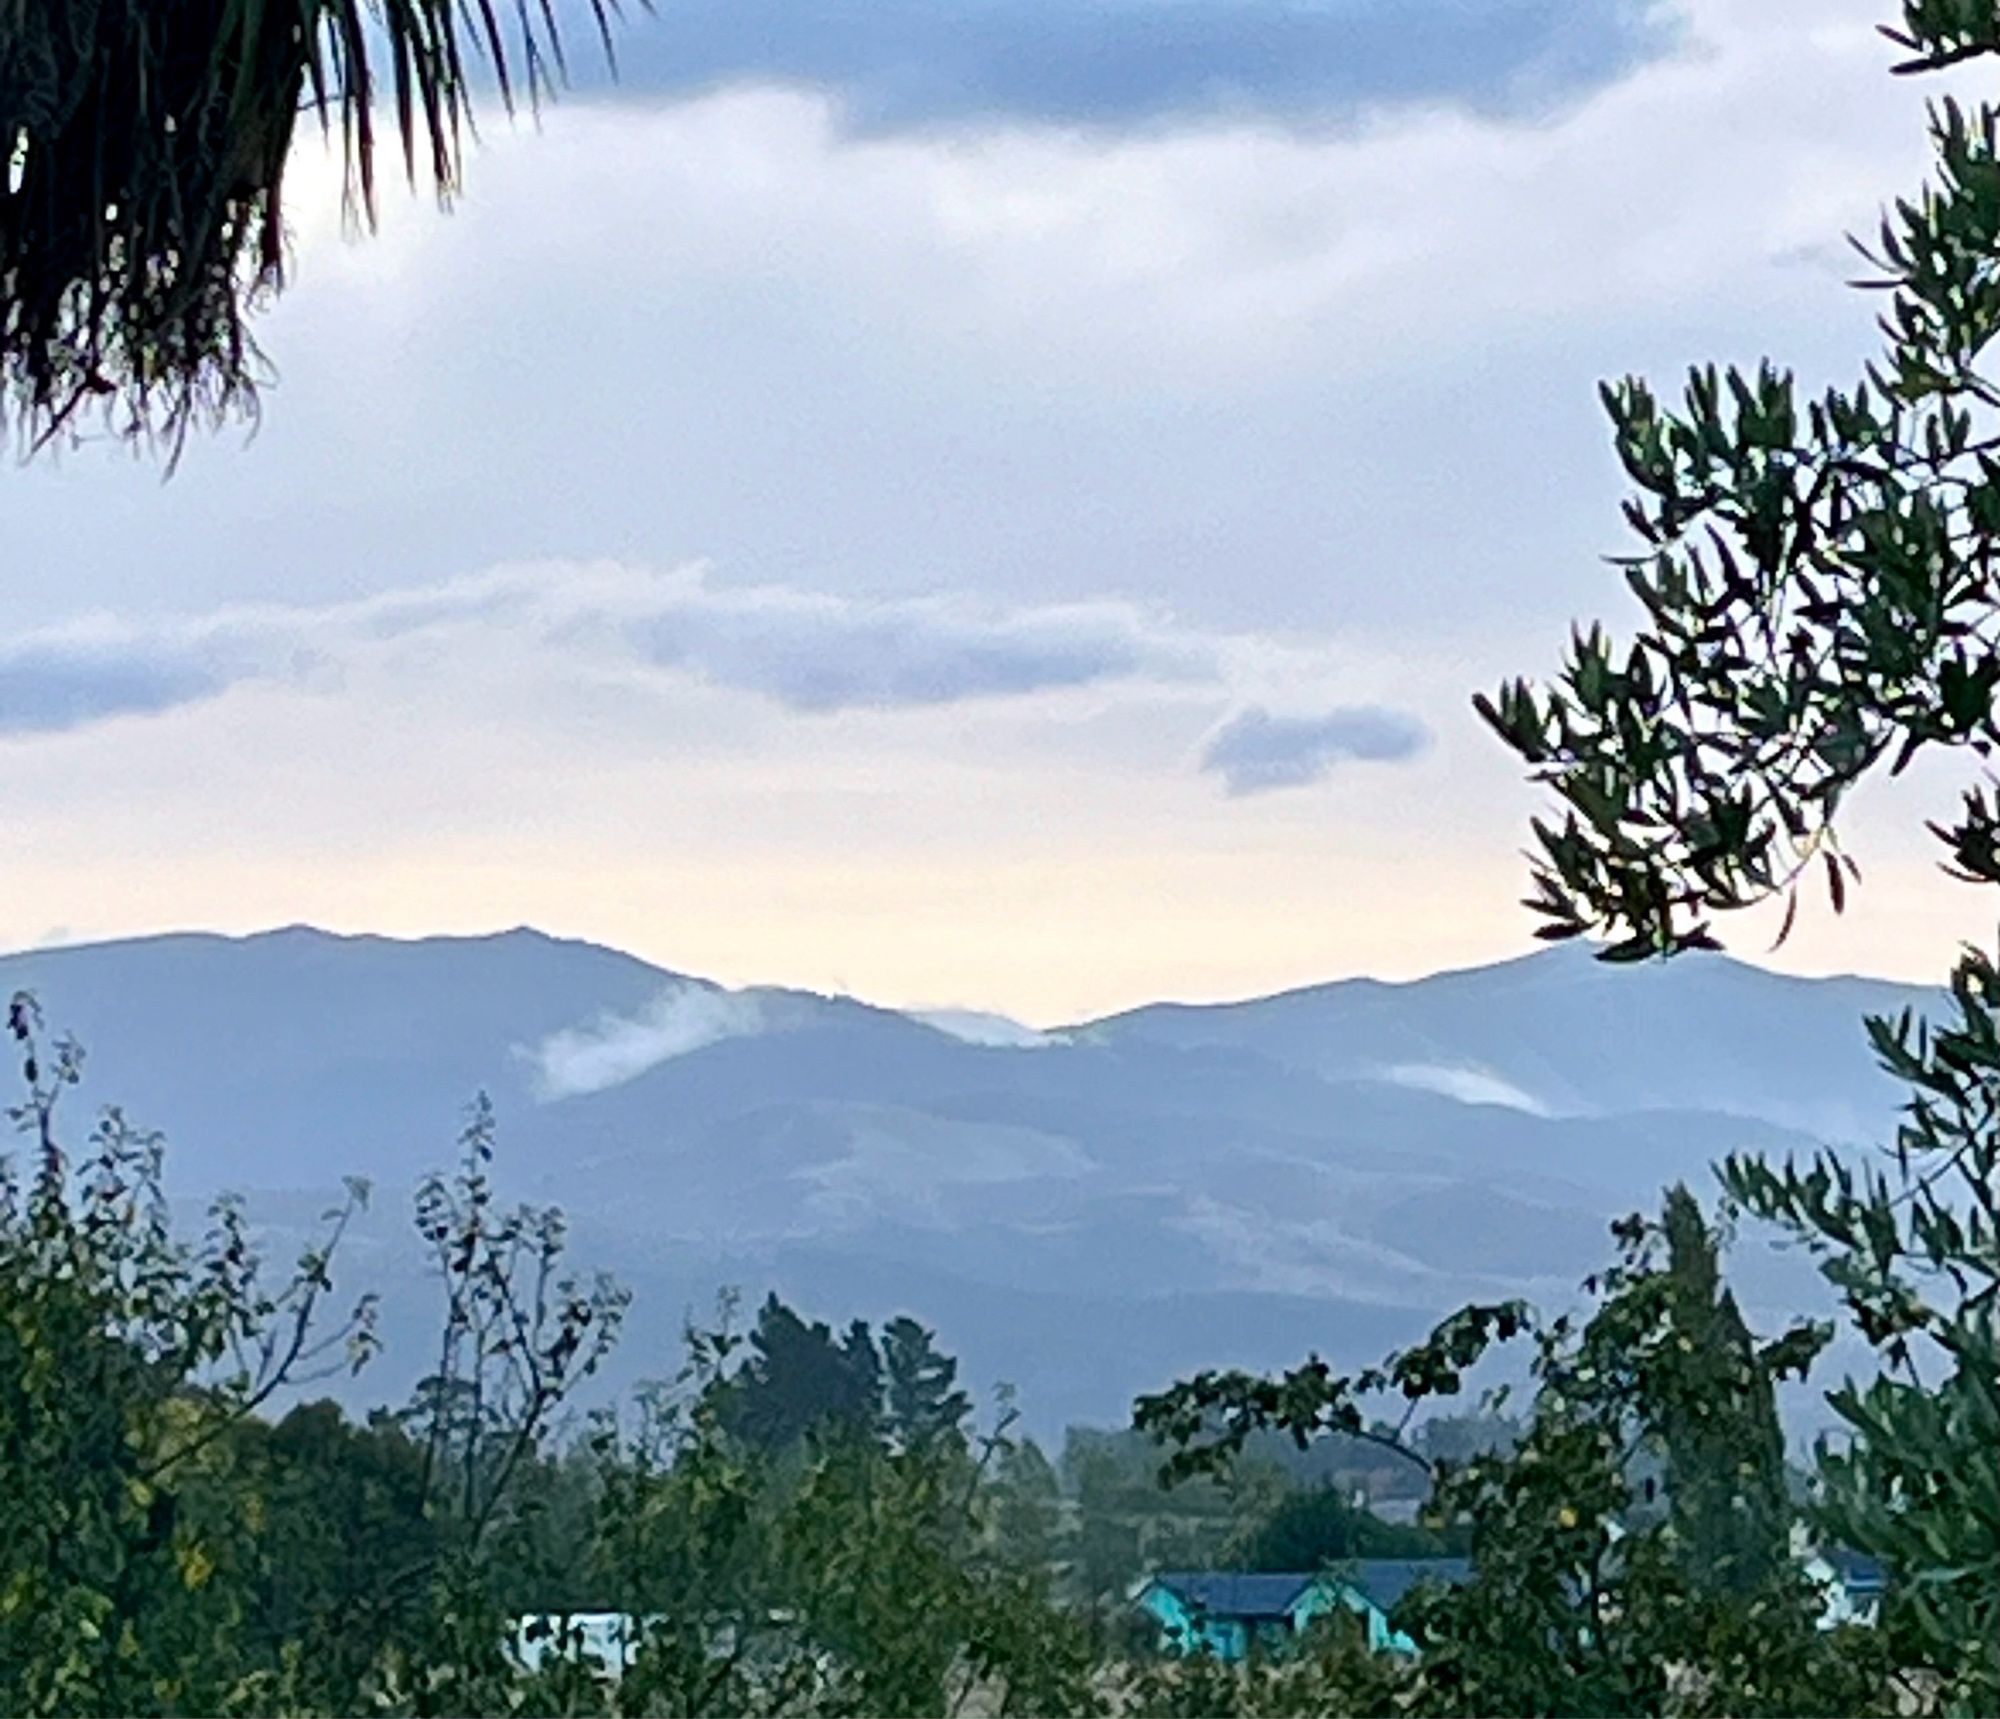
1236 1486 1446 1572
227 1403 440 1708
1654 1185 1792 1595
1469 4 2000 1707
880 1315 973 1453
0 988 1106 1718
371 1096 629 1718
709 1300 976 1467
12 2 2000 1709
717 1293 886 1455
405 1094 628 1547
1474 6 2000 961
1723 949 1999 1708
578 1301 1098 1717
0 999 634 1717
0 984 1953 1717
0 993 376 1716
1135 1299 1531 1490
988 1430 1066 1579
1140 1189 1895 1717
1112 1618 1401 1719
1059 1425 1276 1607
1395 1192 1860 1718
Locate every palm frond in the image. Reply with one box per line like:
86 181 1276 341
0 0 620 454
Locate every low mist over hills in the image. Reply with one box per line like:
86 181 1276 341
0 927 1931 1435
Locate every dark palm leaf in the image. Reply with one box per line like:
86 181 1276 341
0 0 620 454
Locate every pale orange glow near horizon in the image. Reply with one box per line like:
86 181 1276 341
2 0 1987 1033
4 843 1981 1026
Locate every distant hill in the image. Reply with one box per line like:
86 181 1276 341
1077 943 1928 1144
0 927 1932 1436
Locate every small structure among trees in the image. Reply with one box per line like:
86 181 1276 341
1136 1562 1471 1661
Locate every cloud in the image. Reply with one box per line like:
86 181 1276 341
18 1 1933 638
912 1008 1057 1048
0 636 230 736
628 582 1211 711
1200 704 1428 795
584 0 1676 133
0 565 1219 737
523 982 767 1098
1382 1061 1552 1116
7 0 1956 1018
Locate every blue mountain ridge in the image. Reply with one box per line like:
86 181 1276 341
0 926 1933 1436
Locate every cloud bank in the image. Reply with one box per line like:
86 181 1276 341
586 0 1676 132
524 982 768 1098
0 570 1430 807
0 636 227 736
628 582 1213 711
1200 704 1429 795
0 565 1225 734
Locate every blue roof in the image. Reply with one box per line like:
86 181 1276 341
1150 1561 1473 1621
1340 1559 1473 1613
1149 1572 1318 1620
1824 1548 1889 1593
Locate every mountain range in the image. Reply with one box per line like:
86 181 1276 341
0 926 1933 1438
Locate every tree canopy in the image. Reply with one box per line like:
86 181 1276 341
1471 1 2000 1695
1475 7 2000 963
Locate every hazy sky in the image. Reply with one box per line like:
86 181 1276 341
1 0 1990 1021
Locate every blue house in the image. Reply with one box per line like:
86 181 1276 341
1802 1546 1890 1629
1137 1561 1472 1661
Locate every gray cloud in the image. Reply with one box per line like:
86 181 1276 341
0 566 1218 737
582 0 1676 133
1201 703 1428 795
0 639 229 737
630 585 1212 711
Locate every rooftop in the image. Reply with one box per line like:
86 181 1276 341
1149 1560 1473 1621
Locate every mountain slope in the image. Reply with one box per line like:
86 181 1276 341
1076 942 1930 1141
0 926 1916 1433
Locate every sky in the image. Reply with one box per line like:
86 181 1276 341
1 0 1992 1023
